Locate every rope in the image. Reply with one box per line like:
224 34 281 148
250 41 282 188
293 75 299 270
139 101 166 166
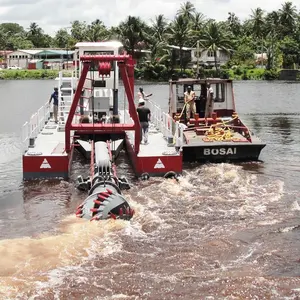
174 102 187 121
203 114 239 142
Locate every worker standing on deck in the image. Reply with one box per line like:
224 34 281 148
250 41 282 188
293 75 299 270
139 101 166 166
138 87 152 101
137 98 151 145
184 86 196 121
205 83 214 118
49 87 59 123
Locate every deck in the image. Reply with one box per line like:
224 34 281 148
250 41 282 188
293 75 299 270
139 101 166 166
25 119 69 157
183 130 264 147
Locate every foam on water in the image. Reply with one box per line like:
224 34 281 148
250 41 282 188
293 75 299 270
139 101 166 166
1 163 300 299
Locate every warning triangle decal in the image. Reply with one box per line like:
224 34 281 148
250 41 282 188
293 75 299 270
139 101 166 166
154 159 165 169
40 158 51 169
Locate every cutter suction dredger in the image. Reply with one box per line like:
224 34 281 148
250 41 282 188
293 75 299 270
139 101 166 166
21 44 183 182
76 141 134 221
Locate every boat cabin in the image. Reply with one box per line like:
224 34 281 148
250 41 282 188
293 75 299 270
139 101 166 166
73 41 123 122
168 78 235 123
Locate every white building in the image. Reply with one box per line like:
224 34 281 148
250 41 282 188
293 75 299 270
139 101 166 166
191 48 230 67
7 49 42 69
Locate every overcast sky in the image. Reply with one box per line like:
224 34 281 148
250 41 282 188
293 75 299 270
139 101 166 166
0 0 297 36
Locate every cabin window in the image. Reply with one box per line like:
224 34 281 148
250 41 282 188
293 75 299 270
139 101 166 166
213 83 225 102
207 50 215 57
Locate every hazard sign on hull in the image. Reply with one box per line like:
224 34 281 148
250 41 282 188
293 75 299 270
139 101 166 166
154 159 165 169
40 159 51 169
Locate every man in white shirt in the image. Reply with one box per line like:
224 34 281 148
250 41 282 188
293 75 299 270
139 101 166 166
205 83 214 118
138 87 152 101
184 86 196 121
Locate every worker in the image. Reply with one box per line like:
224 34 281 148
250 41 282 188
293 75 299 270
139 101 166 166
205 83 214 118
184 86 196 121
138 87 152 101
49 87 59 123
137 98 151 144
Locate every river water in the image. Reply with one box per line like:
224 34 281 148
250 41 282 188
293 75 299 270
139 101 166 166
0 80 300 299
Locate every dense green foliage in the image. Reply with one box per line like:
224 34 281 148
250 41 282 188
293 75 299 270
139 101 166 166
0 1 299 80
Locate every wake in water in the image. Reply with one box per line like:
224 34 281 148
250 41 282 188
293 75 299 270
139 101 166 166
1 163 300 299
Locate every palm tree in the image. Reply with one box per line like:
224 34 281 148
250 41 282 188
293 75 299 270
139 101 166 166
27 22 45 47
279 1 297 36
227 12 241 36
198 22 233 71
168 15 190 71
249 8 265 65
150 14 169 42
190 12 206 32
177 1 195 19
87 19 109 42
115 16 149 58
250 8 265 39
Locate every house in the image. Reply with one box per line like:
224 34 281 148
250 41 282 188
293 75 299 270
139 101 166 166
33 49 74 70
0 50 13 68
190 48 230 68
7 49 75 69
7 49 42 69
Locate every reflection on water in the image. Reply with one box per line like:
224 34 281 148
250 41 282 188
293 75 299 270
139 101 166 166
0 80 300 298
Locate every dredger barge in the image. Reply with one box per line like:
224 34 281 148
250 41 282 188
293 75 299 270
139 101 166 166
21 41 265 220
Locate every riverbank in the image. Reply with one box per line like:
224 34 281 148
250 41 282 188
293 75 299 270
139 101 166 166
135 67 281 81
0 67 284 81
0 69 72 79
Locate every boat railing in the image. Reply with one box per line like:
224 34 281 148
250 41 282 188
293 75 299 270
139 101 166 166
147 100 184 148
21 100 51 153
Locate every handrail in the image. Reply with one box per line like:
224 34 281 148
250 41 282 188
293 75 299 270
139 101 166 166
21 100 51 153
147 99 184 148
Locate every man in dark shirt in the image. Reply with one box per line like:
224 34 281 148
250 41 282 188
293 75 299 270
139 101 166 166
137 99 151 144
49 87 59 123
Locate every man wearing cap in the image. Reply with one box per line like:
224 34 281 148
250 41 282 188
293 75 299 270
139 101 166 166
137 98 151 144
184 86 196 121
49 87 59 123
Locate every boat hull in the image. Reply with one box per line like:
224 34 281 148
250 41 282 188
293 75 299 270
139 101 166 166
182 143 266 162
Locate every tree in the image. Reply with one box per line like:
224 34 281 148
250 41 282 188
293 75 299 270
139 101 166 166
198 22 233 71
27 22 47 48
168 15 190 71
115 16 149 57
55 29 71 48
71 20 88 41
87 19 109 42
279 1 297 36
177 1 195 19
227 12 241 36
150 14 169 42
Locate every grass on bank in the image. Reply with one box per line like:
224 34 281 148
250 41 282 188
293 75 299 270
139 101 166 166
0 67 280 80
0 69 72 79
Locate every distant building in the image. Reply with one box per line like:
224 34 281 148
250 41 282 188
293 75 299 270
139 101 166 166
190 48 230 68
7 49 41 69
166 45 230 69
0 50 13 68
7 49 74 69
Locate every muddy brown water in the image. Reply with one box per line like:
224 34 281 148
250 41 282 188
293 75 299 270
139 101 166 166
0 80 300 299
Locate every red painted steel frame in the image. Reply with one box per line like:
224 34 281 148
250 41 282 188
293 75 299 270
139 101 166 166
65 55 140 154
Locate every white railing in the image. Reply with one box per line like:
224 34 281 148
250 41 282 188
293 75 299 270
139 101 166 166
146 100 184 148
21 100 51 153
